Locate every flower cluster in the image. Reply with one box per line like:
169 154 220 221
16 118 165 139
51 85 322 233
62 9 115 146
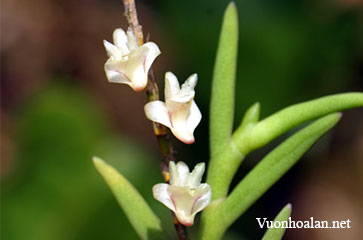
103 28 201 144
103 27 209 226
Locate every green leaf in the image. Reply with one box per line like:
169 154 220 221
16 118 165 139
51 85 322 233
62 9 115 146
207 1 242 201
224 113 341 228
209 2 239 157
261 204 292 240
93 157 167 240
207 141 243 200
208 92 362 201
233 92 363 154
200 113 341 240
238 102 260 131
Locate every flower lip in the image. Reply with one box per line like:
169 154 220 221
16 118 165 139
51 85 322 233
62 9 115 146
171 128 195 144
134 86 144 92
180 219 193 227
183 137 195 144
133 82 145 92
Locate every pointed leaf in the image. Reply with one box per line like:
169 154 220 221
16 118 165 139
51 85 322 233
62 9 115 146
93 157 167 240
200 113 341 239
224 113 341 226
261 204 292 240
209 93 363 201
207 1 242 201
234 92 363 154
238 102 260 131
209 2 239 157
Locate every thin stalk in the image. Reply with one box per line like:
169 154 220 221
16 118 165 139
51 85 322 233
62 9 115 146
121 0 187 239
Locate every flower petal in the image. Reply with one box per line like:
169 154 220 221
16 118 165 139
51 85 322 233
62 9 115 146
170 120 195 144
170 73 197 103
127 28 139 51
165 100 195 144
169 161 178 185
103 40 122 59
104 60 131 85
169 93 195 103
126 45 153 91
175 162 190 185
142 42 161 74
168 186 196 226
181 74 197 92
105 46 150 91
164 72 180 101
186 100 202 137
164 74 199 143
144 101 172 128
191 184 211 215
169 161 190 186
113 28 130 56
152 183 175 211
186 162 205 188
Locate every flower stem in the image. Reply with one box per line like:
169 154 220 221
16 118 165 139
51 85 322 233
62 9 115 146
122 0 143 45
122 0 188 239
145 69 175 180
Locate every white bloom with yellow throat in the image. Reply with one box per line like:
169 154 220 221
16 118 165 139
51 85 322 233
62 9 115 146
103 28 161 92
144 72 202 144
152 161 211 226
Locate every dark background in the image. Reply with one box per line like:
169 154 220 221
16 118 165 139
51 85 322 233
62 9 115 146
1 0 362 239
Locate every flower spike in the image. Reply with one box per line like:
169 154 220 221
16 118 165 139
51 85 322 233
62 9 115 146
152 161 211 226
144 72 202 144
103 27 161 92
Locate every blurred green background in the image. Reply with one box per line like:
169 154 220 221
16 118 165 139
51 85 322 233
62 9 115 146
1 0 362 239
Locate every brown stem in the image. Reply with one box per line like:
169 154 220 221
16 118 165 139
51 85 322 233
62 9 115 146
122 0 188 239
146 69 175 180
122 0 143 45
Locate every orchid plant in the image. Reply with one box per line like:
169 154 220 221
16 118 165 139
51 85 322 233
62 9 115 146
93 1 363 240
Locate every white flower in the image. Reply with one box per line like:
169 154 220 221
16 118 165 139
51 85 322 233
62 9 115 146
144 72 202 144
103 28 161 92
152 161 211 226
